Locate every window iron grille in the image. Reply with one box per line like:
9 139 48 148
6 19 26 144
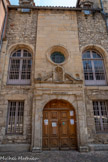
8 49 32 85
6 101 24 134
93 101 108 133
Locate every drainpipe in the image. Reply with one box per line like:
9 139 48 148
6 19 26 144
100 0 108 31
0 0 7 53
100 0 104 13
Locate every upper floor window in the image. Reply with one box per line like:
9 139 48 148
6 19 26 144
82 50 106 85
80 1 93 8
8 49 32 85
93 101 108 133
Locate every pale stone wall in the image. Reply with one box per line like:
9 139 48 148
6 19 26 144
35 10 83 80
77 11 108 144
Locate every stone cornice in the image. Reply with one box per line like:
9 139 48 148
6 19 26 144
8 5 102 12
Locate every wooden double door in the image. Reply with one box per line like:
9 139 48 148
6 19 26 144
42 100 77 150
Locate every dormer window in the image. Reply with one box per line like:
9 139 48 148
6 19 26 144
84 4 92 9
80 1 93 9
19 0 35 6
79 1 93 15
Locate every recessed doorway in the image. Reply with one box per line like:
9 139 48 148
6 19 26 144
42 99 77 150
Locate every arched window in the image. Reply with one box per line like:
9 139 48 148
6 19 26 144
8 49 32 85
82 50 106 85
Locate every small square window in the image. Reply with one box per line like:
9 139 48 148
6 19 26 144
21 8 31 13
83 10 91 15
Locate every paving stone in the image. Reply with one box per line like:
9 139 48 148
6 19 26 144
0 151 108 162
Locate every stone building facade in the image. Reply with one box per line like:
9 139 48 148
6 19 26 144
0 0 108 152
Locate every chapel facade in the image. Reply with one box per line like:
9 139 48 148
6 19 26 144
0 0 108 152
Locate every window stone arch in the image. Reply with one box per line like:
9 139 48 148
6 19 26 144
7 43 34 55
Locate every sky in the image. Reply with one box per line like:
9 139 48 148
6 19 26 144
10 0 77 7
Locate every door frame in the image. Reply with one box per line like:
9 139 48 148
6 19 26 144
42 99 77 150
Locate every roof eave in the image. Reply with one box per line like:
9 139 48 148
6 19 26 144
8 5 101 12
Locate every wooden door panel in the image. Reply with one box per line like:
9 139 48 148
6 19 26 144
60 111 68 137
43 111 49 137
60 120 68 136
60 138 69 148
50 138 59 148
43 124 48 136
68 110 77 148
49 111 58 137
51 111 58 119
69 119 76 136
69 110 76 145
43 104 77 150
43 111 49 149
50 121 58 136
60 111 68 118
49 111 59 148
43 111 48 118
43 138 49 148
70 138 77 149
59 111 69 148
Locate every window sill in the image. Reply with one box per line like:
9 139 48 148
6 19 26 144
95 132 108 135
84 85 108 90
5 134 23 136
6 84 31 86
85 84 107 86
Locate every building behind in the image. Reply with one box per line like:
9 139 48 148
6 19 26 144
0 0 108 152
0 0 10 52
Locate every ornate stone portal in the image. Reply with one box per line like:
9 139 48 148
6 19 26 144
32 66 87 152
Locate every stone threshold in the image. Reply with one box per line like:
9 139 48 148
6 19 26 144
88 144 108 151
0 144 30 152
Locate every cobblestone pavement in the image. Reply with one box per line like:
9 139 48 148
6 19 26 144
0 151 108 162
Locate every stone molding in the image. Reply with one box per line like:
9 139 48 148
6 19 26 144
81 44 108 58
7 43 34 55
46 45 70 66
